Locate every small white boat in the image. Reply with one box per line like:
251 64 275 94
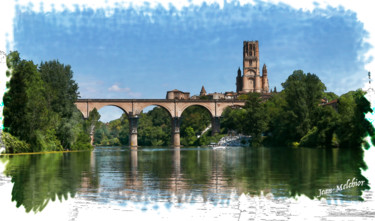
212 145 226 150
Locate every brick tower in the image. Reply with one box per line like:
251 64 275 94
236 41 269 94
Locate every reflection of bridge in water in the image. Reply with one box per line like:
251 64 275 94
75 99 245 148
86 147 242 204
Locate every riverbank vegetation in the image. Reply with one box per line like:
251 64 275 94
223 70 374 149
2 51 92 153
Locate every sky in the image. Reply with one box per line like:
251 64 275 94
0 0 374 122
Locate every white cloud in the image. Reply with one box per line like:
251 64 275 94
108 84 128 92
108 84 141 98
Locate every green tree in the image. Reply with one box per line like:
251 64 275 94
263 91 288 144
221 93 268 146
3 51 60 151
299 105 339 147
242 93 269 146
38 60 78 118
38 60 81 149
182 127 197 146
324 92 338 102
221 107 246 134
282 71 311 140
181 106 211 138
3 52 91 152
3 51 27 137
84 108 101 145
336 90 374 148
267 70 327 145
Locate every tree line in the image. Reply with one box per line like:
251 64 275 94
2 51 95 153
222 70 374 149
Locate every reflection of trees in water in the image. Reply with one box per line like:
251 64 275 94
4 147 368 212
3 151 97 213
116 147 369 202
221 147 369 201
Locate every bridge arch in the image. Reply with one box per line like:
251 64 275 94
75 101 132 119
216 104 245 117
97 104 128 115
135 103 174 118
96 105 129 123
177 103 215 118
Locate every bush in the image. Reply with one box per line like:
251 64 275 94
292 142 300 148
195 133 225 146
72 132 93 150
299 126 318 147
35 129 63 152
2 132 31 153
331 133 339 147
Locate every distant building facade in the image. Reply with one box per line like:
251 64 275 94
320 98 338 111
166 89 190 100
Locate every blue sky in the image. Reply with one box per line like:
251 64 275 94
5 0 372 121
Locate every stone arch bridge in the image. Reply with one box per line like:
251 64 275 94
75 99 245 148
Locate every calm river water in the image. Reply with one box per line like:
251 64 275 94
0 146 373 220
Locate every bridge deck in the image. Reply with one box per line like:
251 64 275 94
75 98 247 119
76 99 246 103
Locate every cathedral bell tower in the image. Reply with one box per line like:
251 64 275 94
236 41 269 94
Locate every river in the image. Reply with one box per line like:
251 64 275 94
0 146 374 220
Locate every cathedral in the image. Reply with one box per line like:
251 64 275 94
167 40 270 100
236 41 269 94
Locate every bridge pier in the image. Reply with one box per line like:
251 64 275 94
129 115 139 149
211 116 221 136
171 117 181 148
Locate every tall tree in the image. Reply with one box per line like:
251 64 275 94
221 107 246 134
282 71 311 140
38 60 78 118
242 93 269 146
3 52 91 152
272 70 327 144
336 90 374 148
38 60 81 149
3 51 59 150
3 51 27 137
86 108 101 145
